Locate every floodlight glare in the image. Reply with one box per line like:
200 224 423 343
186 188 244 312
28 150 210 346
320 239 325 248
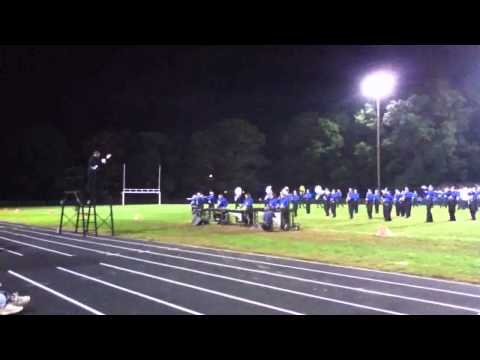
361 71 396 100
360 70 397 193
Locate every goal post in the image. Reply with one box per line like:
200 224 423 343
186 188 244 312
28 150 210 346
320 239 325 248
121 163 162 206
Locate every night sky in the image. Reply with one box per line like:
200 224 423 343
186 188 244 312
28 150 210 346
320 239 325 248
2 45 480 140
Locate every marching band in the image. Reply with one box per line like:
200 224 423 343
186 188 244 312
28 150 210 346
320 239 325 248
187 184 480 229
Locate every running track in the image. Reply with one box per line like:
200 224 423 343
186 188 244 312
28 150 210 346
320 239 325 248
1 221 479 315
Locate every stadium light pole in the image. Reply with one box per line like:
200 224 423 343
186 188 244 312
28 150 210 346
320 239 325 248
361 71 396 191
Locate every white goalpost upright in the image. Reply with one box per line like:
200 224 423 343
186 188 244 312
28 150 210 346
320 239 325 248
121 163 162 206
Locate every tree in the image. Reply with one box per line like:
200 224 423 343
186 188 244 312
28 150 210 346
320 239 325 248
279 112 344 188
185 118 267 195
354 80 473 187
334 111 375 190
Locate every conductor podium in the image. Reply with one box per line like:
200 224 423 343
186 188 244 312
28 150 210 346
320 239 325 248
58 190 114 237
58 191 86 235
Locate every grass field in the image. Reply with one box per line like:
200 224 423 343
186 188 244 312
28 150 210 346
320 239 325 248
1 203 479 283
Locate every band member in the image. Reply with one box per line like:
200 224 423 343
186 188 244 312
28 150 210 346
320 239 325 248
188 192 201 213
330 189 337 218
468 187 478 221
463 187 472 210
374 189 381 214
353 189 360 213
190 193 210 225
314 185 323 208
298 185 306 208
234 187 243 209
382 188 393 222
261 206 274 231
397 189 403 217
206 191 216 209
194 192 206 206
216 194 228 209
336 189 343 207
303 189 313 214
264 185 274 205
291 190 300 217
403 187 413 218
241 192 254 226
365 189 374 219
440 188 449 208
347 188 355 219
281 186 290 197
215 193 229 224
266 193 277 211
425 185 435 223
394 189 401 217
412 191 418 207
447 186 458 221
279 193 290 230
323 188 331 216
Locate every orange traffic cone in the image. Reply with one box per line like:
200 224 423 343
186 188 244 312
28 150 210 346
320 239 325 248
376 226 393 237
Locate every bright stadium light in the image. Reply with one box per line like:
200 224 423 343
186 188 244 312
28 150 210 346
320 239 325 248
361 70 396 192
361 71 396 100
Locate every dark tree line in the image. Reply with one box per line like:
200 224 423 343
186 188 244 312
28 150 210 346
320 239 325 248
2 78 479 203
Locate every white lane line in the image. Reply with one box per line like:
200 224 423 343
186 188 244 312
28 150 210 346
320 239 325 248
149 250 480 299
141 252 480 299
0 236 73 257
112 252 480 314
56 267 202 315
1 229 401 314
107 254 404 315
0 231 108 255
15 224 480 289
31 230 480 299
138 254 480 313
137 243 480 288
7 270 104 315
100 262 303 315
0 247 23 256
7 229 480 313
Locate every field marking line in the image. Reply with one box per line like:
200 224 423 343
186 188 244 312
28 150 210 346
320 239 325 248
100 262 303 315
0 247 23 256
0 230 131 256
13 228 480 298
106 254 405 315
0 235 73 257
1 229 401 314
31 231 480 299
57 267 202 315
7 270 104 315
144 243 480 287
11 223 480 289
114 251 480 314
6 229 480 313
